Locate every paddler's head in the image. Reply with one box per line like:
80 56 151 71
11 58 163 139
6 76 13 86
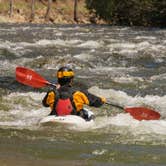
57 66 74 86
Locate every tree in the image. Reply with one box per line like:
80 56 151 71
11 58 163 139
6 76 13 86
45 0 52 21
85 0 166 27
74 0 78 22
30 0 35 21
9 0 13 17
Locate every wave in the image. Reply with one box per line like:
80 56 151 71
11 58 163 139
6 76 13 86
0 90 165 136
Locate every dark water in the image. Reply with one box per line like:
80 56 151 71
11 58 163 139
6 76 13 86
0 23 166 165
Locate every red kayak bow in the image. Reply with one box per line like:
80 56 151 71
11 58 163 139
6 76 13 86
16 66 161 121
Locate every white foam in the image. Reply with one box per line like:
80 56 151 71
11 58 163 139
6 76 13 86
150 73 166 81
0 92 49 128
107 40 165 57
0 108 48 129
92 149 108 155
0 39 82 52
90 66 137 73
70 112 166 135
118 49 138 55
35 39 82 47
135 36 156 40
78 40 103 48
108 43 136 49
113 76 144 83
74 53 94 61
105 113 166 135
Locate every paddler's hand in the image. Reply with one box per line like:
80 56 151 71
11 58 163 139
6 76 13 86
55 84 61 89
101 97 106 104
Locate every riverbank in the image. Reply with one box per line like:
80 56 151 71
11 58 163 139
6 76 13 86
0 0 105 24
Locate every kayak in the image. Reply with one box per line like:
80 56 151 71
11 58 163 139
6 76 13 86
39 108 94 126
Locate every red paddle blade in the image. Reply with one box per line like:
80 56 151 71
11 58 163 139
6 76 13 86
125 107 160 120
16 66 49 88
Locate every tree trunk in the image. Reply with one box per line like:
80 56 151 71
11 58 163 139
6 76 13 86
9 0 13 17
74 0 78 22
45 0 52 21
30 0 35 21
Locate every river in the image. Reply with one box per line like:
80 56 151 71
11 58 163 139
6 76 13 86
0 23 166 166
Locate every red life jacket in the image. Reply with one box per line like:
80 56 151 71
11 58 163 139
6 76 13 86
53 87 74 116
56 98 73 116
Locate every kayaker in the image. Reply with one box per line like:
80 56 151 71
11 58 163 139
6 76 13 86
42 66 106 121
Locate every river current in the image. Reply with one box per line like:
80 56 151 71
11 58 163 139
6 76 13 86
0 23 166 166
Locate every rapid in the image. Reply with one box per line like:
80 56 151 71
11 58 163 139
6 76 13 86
0 23 166 166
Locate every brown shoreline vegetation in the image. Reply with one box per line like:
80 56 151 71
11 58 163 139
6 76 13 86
0 0 105 24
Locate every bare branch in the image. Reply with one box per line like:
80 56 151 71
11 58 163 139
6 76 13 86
74 0 78 23
45 0 52 21
30 0 35 21
9 0 13 17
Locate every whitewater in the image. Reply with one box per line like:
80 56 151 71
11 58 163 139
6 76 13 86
0 23 165 166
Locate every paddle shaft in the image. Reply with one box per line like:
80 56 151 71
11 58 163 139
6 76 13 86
105 102 124 110
47 82 57 88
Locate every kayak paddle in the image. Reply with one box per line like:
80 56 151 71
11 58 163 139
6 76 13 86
16 66 56 88
106 102 160 121
15 66 161 121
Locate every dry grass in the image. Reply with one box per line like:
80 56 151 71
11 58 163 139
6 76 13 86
0 0 93 24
